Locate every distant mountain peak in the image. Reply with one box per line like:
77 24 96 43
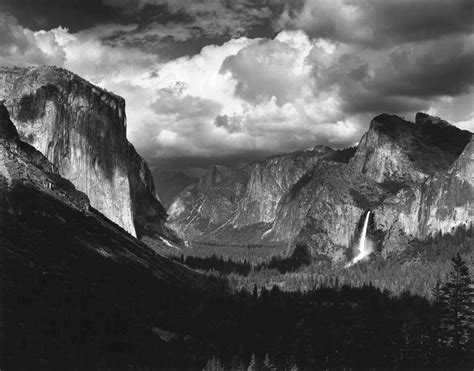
351 112 471 183
372 113 410 125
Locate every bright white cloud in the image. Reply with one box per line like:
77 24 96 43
453 114 474 132
0 14 65 66
142 29 363 159
0 12 472 168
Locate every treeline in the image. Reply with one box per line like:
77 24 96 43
175 224 473 298
173 243 312 275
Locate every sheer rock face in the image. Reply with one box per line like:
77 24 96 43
170 112 472 261
0 102 90 212
168 146 334 244
0 102 204 290
374 136 474 256
0 66 167 238
269 162 391 260
350 113 471 183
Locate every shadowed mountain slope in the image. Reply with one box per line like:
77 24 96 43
0 103 217 368
153 169 197 208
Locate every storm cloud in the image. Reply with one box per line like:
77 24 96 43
0 0 473 170
279 0 474 47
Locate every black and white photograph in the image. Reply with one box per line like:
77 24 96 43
0 0 473 369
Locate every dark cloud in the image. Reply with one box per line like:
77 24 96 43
106 0 284 59
307 35 474 116
0 0 284 60
0 0 129 32
372 42 474 98
213 114 242 133
150 150 276 172
280 0 474 47
1 0 472 171
0 2 214 63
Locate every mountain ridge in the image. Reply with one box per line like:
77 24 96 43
169 112 472 261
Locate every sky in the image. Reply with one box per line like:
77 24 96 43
0 0 473 171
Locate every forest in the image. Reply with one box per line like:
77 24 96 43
171 224 473 298
172 243 312 276
3 237 472 370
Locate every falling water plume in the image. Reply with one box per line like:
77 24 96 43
345 211 373 268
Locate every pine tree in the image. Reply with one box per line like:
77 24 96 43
230 355 245 371
252 285 258 299
247 353 257 371
263 353 276 371
440 254 472 355
430 280 443 364
431 281 443 302
203 356 225 371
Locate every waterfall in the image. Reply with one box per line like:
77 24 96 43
345 211 372 267
358 211 370 257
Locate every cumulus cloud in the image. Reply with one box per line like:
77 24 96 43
221 31 314 105
0 14 65 66
139 30 366 162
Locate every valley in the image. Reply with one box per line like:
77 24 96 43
0 66 472 370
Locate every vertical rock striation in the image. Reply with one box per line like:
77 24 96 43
0 66 167 239
168 145 335 244
374 135 473 255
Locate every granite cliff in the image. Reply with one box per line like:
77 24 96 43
374 135 473 256
0 101 196 281
350 113 471 183
169 145 337 244
0 66 170 240
169 113 472 261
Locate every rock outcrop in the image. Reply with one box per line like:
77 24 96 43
350 113 471 183
0 66 168 239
